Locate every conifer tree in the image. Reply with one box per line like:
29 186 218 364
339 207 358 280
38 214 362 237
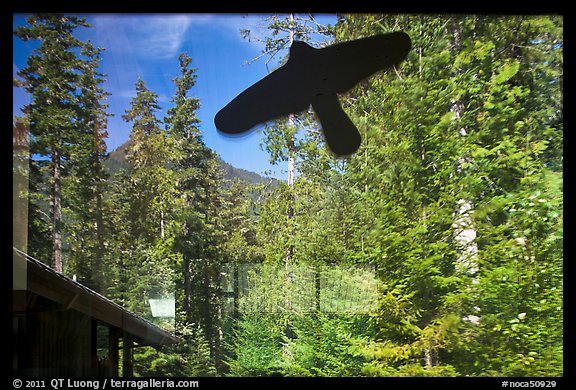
165 53 224 372
14 14 102 274
121 78 169 241
65 41 111 290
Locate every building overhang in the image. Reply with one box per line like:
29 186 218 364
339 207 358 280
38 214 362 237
13 250 180 348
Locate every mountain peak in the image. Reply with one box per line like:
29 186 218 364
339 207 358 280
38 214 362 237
104 141 276 186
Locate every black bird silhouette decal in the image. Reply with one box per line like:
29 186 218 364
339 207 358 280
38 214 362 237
214 31 412 156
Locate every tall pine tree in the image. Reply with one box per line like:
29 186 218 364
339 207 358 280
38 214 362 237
165 52 223 373
14 14 107 275
65 41 111 290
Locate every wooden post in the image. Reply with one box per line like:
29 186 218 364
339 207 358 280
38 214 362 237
109 327 120 377
90 320 99 374
122 334 134 377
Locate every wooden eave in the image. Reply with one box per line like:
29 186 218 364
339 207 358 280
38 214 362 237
13 252 180 348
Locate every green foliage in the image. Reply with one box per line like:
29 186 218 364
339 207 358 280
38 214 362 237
134 323 216 377
331 14 562 377
225 263 379 376
16 13 562 378
224 13 562 377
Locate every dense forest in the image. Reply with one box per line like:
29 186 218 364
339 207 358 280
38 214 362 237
13 14 562 377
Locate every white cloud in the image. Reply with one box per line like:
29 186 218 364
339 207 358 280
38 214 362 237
90 14 282 60
92 14 192 59
134 15 193 58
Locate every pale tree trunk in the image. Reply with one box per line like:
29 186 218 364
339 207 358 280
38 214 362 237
424 349 433 367
286 113 295 265
286 13 296 267
451 121 481 325
283 13 296 363
423 18 481 367
450 19 480 326
287 116 296 189
453 199 479 277
53 150 63 273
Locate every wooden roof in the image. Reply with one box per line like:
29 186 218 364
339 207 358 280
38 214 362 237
13 249 180 348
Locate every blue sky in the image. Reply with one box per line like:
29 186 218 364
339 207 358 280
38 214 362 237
12 13 337 180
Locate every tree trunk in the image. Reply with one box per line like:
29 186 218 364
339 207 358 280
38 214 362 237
53 150 63 273
450 19 479 279
283 14 297 361
450 18 480 326
286 118 295 265
285 13 296 267
183 255 192 323
424 348 433 366
183 221 192 323
94 189 105 290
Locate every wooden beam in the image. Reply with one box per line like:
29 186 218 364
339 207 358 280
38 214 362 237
122 334 134 378
91 319 98 371
109 327 120 377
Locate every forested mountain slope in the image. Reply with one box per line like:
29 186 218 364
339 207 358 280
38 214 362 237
105 140 275 185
